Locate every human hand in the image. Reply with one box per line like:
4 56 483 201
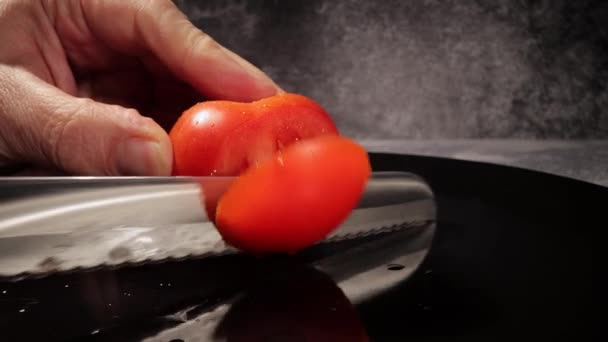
0 0 281 176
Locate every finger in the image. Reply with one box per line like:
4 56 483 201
74 0 282 102
0 66 172 176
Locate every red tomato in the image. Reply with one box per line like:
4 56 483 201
215 135 371 254
169 93 338 176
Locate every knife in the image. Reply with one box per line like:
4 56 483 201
0 172 436 279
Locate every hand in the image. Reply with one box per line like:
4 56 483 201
0 0 281 176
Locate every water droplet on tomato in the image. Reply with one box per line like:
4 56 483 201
193 110 211 126
276 150 285 166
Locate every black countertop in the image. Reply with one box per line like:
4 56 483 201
1 147 599 341
361 139 608 187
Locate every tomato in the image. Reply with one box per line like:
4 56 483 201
214 135 371 254
169 93 370 254
169 93 338 176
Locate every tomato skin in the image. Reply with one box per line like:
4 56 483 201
215 135 371 254
169 93 338 176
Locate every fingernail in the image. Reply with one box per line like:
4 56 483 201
116 138 172 176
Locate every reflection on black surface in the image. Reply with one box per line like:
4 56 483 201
0 254 258 341
0 260 372 342
214 264 368 342
0 219 432 341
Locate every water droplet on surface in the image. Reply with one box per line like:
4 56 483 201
19 309 25 313
64 284 69 288
2 290 6 294
91 329 100 335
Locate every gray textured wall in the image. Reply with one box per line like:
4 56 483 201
174 0 608 139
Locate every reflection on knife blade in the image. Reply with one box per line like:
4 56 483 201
0 172 436 278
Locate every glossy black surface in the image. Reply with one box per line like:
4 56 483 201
0 153 601 341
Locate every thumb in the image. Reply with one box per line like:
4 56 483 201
0 66 172 176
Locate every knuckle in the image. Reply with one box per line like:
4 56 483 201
188 30 217 51
156 0 179 13
182 27 218 62
113 107 143 128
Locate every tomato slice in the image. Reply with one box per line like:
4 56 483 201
169 93 338 176
214 135 371 254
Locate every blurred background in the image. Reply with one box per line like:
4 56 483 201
173 0 607 185
174 0 607 140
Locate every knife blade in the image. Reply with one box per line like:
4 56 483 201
0 172 436 279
